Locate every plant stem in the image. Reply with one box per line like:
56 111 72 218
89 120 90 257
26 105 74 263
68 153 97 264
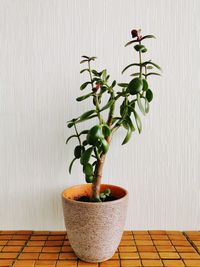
88 60 103 124
91 93 114 200
74 124 81 146
139 41 142 78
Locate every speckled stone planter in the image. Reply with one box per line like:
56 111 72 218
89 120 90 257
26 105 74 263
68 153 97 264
62 184 128 262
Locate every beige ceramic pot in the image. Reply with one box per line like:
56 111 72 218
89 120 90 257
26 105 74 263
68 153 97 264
62 183 128 262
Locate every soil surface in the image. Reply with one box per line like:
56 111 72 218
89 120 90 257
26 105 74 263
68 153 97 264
77 195 117 202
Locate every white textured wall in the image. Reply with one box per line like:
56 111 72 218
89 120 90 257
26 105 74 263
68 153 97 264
0 0 200 230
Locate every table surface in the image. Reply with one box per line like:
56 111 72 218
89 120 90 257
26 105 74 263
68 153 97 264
0 231 200 267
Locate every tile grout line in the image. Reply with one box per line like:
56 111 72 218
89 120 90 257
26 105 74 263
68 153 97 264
148 230 165 267
132 231 143 267
165 231 186 266
11 231 33 267
33 232 48 267
183 231 200 255
55 232 67 267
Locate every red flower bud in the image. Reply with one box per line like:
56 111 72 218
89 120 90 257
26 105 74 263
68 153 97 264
92 83 100 93
131 29 142 40
131 29 138 38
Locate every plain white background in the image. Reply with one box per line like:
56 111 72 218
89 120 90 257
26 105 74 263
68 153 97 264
0 0 200 230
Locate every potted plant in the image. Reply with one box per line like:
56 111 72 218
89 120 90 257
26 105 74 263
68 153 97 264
62 29 161 262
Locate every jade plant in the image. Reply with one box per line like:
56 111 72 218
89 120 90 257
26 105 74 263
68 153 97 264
66 29 161 202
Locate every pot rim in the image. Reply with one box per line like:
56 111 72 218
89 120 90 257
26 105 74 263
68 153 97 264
62 183 128 206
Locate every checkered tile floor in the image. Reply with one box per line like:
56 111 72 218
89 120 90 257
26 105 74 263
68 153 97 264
0 230 200 266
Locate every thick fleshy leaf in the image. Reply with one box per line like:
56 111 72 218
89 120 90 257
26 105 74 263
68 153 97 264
125 39 139 47
81 55 89 59
69 158 76 174
122 63 142 74
67 122 75 128
80 59 88 64
111 80 116 87
130 72 141 77
140 35 156 41
122 126 132 145
80 81 92 90
83 163 94 176
145 98 150 113
76 93 93 102
102 124 111 137
79 130 89 136
74 145 84 159
142 79 148 91
101 69 107 80
100 99 115 112
123 116 135 132
80 147 93 165
66 135 77 144
80 69 90 74
145 72 161 77
128 78 143 95
118 83 129 88
143 61 162 71
133 110 142 133
101 138 109 154
146 89 153 102
137 94 146 115
134 44 147 52
80 110 96 120
76 114 97 124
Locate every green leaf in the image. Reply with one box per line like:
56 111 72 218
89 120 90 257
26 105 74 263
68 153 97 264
100 99 115 112
80 81 92 90
111 80 116 87
85 175 94 183
137 94 146 116
145 98 150 113
122 126 132 145
80 69 90 74
145 72 161 77
83 163 94 176
102 124 111 137
80 147 93 165
146 89 153 102
133 110 142 133
134 44 147 53
80 110 96 120
74 145 84 159
81 55 89 59
141 35 156 41
69 158 76 174
89 56 97 61
143 61 162 71
125 39 139 47
101 69 107 80
76 114 97 124
80 59 88 64
67 122 75 128
142 79 148 91
130 72 141 77
127 78 143 95
118 83 129 88
76 93 93 102
123 116 135 132
92 70 101 76
66 135 77 144
79 130 89 136
101 138 109 154
122 63 142 74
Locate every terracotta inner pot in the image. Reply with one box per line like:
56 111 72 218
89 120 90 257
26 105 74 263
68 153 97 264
62 183 127 201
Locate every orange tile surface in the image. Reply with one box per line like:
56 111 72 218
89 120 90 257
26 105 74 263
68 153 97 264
0 230 200 266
